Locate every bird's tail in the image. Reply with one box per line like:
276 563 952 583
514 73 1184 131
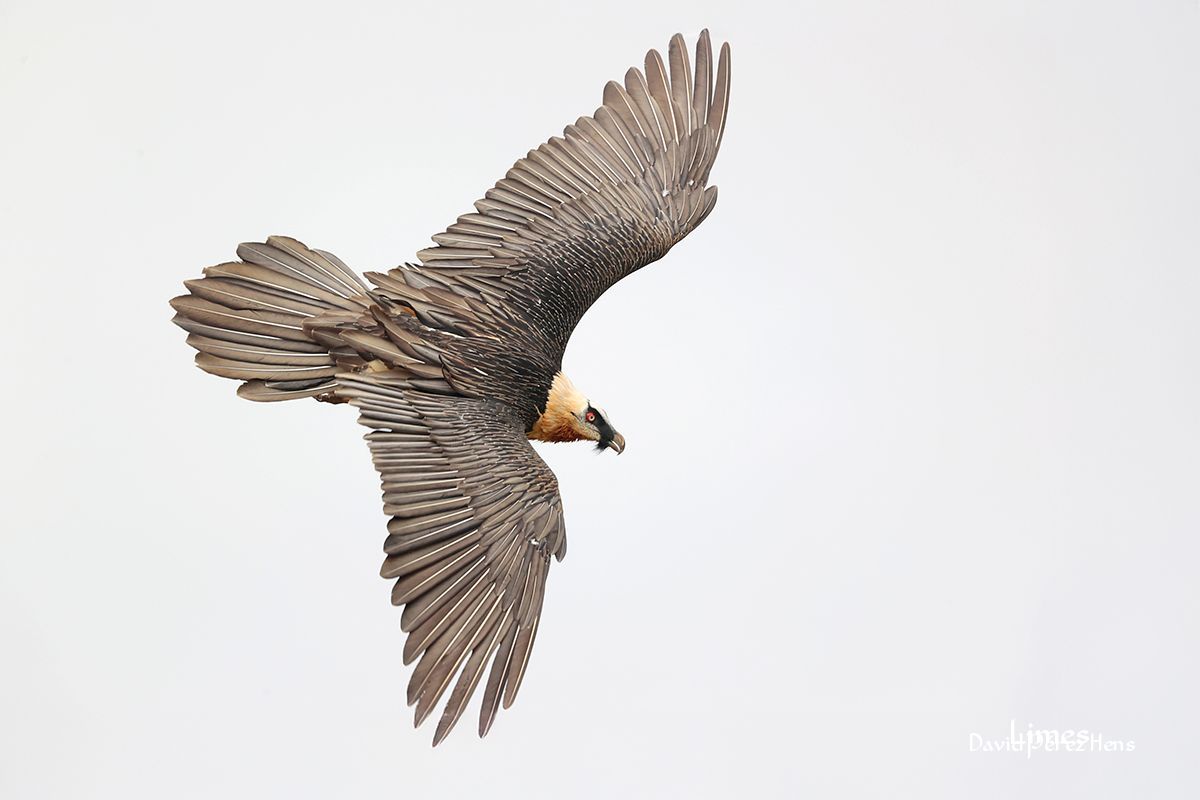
170 236 373 402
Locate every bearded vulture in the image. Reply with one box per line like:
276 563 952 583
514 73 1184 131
170 30 731 744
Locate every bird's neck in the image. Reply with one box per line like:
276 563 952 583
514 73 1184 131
529 373 587 443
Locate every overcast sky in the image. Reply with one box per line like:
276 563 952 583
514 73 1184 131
2 1 1198 797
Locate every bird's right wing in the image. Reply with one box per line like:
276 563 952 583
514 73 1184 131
366 31 731 374
337 373 566 745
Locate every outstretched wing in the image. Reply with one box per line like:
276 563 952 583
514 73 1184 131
338 373 566 744
367 31 731 373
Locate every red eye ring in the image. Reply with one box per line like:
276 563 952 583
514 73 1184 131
585 411 596 422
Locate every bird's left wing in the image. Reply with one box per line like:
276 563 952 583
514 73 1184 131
337 373 566 744
366 31 731 369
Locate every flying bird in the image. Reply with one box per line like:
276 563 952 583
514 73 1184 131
170 30 731 744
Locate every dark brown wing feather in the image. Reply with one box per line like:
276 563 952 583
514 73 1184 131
337 373 565 744
361 32 732 408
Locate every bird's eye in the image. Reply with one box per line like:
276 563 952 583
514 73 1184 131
585 411 596 423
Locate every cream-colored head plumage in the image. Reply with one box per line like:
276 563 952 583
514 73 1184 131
528 373 625 453
529 373 590 443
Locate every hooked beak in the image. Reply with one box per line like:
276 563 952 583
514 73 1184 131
605 431 626 455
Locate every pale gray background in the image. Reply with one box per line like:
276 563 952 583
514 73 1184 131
2 1 1198 797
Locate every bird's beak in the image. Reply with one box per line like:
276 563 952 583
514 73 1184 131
606 432 626 454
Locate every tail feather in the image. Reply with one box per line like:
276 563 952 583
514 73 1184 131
235 239 368 303
171 236 372 402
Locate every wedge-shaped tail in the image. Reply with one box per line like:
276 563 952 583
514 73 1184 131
170 236 372 401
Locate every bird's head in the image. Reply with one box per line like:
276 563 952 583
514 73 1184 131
530 373 625 454
577 404 625 454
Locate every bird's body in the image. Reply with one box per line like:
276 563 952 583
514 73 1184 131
170 30 730 744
